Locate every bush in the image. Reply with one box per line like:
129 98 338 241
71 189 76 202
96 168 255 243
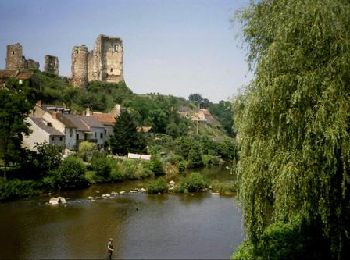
90 155 112 181
175 173 208 193
188 144 203 169
78 141 97 162
48 156 88 190
211 180 237 194
146 177 168 194
149 155 164 176
202 154 221 168
0 179 39 201
186 172 208 192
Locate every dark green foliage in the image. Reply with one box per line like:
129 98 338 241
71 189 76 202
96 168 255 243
209 101 235 136
188 93 203 105
0 179 39 201
34 72 133 112
20 143 63 179
149 155 164 176
0 78 39 177
90 154 112 181
146 177 168 194
234 0 350 258
233 217 330 260
109 111 146 155
46 156 87 190
188 143 203 169
177 172 208 193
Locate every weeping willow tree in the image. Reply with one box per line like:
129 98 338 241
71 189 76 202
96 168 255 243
233 0 350 259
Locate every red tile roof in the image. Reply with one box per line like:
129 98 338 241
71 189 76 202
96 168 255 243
92 112 116 126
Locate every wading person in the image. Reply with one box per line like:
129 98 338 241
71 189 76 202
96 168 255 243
107 238 114 259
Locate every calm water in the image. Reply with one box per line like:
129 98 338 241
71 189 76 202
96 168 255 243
0 176 243 259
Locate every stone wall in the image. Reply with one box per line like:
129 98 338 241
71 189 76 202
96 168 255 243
71 45 88 88
45 55 59 75
6 43 25 70
88 34 123 84
5 43 40 70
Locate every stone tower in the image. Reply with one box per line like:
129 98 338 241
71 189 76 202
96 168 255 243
88 34 123 83
71 45 88 88
45 55 59 75
6 43 25 70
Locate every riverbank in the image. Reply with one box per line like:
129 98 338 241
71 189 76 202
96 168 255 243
0 165 237 202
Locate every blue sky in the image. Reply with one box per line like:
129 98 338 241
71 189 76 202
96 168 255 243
0 0 251 102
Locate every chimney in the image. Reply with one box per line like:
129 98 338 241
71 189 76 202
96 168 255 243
85 107 91 116
112 104 121 117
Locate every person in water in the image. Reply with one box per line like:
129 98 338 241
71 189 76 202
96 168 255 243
107 238 114 259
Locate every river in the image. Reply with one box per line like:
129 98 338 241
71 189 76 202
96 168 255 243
0 171 243 259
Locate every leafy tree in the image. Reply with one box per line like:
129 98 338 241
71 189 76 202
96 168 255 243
109 111 146 155
149 155 164 176
188 142 203 169
48 156 87 190
209 101 235 136
234 0 350 259
188 93 203 105
0 78 38 178
78 141 97 162
90 154 112 181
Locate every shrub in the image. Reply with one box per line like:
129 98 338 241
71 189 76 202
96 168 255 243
147 177 168 194
186 172 208 192
174 173 208 193
78 141 97 162
187 144 203 169
202 155 221 168
90 155 112 181
48 156 88 190
150 155 164 176
0 179 39 201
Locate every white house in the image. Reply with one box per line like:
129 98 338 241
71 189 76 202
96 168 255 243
23 117 65 150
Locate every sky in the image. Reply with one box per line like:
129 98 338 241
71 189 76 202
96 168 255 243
0 0 251 102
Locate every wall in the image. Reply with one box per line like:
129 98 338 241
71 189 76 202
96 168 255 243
71 45 88 88
5 43 40 70
6 43 24 70
22 118 50 150
87 34 123 84
45 55 59 75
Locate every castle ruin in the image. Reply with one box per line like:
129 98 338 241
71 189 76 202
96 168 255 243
6 43 40 71
71 45 89 89
44 55 59 75
71 34 123 88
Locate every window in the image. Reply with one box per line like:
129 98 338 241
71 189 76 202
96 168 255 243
59 137 63 141
51 136 55 142
100 133 103 139
114 45 118 52
12 51 14 55
110 68 113 73
70 128 73 137
76 133 79 139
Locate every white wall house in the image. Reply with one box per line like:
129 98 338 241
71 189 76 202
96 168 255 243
23 117 65 151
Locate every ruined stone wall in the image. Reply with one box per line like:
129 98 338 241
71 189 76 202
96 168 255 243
87 34 123 83
45 55 59 75
5 43 40 71
6 43 25 70
25 59 40 70
71 45 88 88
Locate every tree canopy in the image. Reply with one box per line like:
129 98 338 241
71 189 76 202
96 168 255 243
0 78 38 177
234 0 350 259
109 110 146 155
